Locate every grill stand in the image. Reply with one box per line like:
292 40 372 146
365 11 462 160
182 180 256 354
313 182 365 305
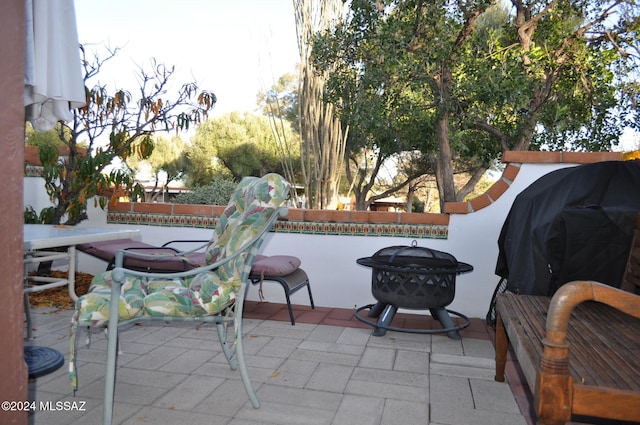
354 302 470 339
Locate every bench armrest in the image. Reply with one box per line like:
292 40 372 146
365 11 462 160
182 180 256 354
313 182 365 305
536 281 640 422
546 280 640 346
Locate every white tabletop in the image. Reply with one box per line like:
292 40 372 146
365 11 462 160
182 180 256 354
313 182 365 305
24 224 140 251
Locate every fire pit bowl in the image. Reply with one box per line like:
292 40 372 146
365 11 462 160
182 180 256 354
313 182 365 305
355 242 473 339
357 245 472 309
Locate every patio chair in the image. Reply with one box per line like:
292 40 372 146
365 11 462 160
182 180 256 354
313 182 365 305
69 173 291 425
78 234 315 325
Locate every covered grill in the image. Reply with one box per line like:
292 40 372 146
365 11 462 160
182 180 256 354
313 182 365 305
355 242 473 339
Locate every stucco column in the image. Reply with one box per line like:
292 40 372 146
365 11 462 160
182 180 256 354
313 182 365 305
0 1 29 424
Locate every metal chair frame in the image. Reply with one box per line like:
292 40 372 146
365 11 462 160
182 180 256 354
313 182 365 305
97 207 287 424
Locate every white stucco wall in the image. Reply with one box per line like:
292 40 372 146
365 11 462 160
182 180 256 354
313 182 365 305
24 161 575 318
24 176 52 214
247 162 571 318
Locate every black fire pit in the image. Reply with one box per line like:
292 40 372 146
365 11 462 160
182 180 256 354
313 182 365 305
355 242 473 339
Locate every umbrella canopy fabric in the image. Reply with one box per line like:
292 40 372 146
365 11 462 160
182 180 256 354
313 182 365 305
24 0 85 131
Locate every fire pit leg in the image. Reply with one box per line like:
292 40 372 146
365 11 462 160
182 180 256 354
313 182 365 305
431 308 461 340
367 301 387 318
373 304 398 336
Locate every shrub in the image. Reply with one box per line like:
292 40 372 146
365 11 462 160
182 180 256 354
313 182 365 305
172 178 237 205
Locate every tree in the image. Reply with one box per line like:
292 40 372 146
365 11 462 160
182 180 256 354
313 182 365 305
31 45 216 225
126 134 189 202
312 0 494 210
459 1 639 152
172 178 237 205
25 122 77 149
312 0 639 210
294 0 350 209
257 71 300 126
188 112 298 184
258 72 303 200
342 89 439 210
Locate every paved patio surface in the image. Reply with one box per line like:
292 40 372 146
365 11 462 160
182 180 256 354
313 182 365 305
26 302 530 425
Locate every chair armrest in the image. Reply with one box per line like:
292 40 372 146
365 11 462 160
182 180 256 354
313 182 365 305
120 240 209 258
116 241 208 261
161 240 209 250
110 240 244 282
121 246 180 255
116 242 209 273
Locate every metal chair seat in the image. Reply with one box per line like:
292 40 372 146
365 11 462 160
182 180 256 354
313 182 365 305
250 266 315 325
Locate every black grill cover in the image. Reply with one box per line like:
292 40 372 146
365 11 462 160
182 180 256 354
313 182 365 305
495 160 640 296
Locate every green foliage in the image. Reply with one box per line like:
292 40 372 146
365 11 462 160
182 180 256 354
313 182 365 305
188 112 299 185
411 197 425 213
125 135 190 201
257 72 300 127
172 178 237 205
25 122 68 148
24 206 38 224
311 0 639 208
23 205 55 224
26 46 216 225
312 0 473 208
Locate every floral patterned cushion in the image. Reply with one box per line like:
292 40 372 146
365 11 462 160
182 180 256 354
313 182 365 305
72 173 290 327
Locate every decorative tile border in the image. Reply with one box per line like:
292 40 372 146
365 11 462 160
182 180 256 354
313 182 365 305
272 219 447 238
107 212 218 229
107 211 448 239
25 165 43 177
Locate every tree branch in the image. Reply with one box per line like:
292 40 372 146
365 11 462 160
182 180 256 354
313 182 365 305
471 120 511 151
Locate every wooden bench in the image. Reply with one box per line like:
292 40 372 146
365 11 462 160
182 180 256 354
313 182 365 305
494 216 640 425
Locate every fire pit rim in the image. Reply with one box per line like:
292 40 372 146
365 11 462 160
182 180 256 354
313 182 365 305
356 257 473 274
356 243 473 275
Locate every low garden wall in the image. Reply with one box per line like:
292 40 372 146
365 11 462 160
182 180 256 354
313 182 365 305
24 151 622 318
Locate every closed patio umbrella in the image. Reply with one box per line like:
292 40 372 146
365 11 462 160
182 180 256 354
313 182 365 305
24 0 85 131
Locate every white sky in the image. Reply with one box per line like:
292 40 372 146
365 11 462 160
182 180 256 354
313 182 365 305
74 0 300 117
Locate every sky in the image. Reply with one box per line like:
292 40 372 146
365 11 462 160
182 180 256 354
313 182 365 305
74 0 300 117
73 0 638 151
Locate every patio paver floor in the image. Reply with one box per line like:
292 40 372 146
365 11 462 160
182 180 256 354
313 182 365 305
26 301 534 425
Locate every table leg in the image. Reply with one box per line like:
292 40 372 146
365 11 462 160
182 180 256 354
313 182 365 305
23 246 79 340
68 245 77 301
24 292 33 340
24 253 34 340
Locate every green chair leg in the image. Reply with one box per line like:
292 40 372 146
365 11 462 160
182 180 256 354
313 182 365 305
103 279 121 425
